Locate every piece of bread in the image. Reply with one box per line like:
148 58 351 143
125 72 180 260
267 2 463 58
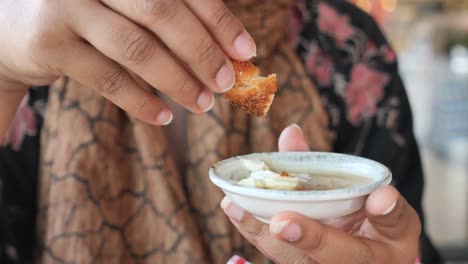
224 60 277 117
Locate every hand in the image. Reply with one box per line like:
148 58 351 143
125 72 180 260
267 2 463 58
221 124 421 264
0 0 255 132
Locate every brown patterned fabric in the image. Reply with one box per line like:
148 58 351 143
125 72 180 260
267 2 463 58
37 1 331 263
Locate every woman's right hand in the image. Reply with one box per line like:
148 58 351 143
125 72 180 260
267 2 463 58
0 0 255 129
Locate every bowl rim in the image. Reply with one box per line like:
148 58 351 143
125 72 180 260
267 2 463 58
209 152 392 201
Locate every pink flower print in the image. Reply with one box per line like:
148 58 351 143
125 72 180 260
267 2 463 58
363 42 397 64
317 2 355 45
1 94 37 151
365 41 378 55
288 7 304 47
305 45 334 86
345 64 390 125
383 46 397 63
227 256 252 264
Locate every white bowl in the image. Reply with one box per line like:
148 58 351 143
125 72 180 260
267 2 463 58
209 152 392 223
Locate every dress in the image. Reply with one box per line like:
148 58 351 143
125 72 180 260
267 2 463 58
0 1 442 263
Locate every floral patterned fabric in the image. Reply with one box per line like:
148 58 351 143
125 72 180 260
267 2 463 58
0 1 442 263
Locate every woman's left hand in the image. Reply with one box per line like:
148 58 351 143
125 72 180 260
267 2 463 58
221 124 421 264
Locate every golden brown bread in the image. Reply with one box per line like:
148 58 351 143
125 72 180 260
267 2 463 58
224 60 277 117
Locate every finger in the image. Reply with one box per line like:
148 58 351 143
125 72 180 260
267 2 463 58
184 0 257 60
278 124 310 152
365 186 422 241
270 212 377 264
72 2 214 113
0 81 29 137
220 197 310 264
101 0 235 93
60 41 173 125
321 208 366 233
126 70 152 92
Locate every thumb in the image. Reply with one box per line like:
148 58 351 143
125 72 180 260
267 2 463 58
270 212 373 263
278 124 309 152
365 186 422 240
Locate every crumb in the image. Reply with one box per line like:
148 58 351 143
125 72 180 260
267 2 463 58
295 185 306 191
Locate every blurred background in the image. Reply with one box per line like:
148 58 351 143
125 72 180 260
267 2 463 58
348 0 468 262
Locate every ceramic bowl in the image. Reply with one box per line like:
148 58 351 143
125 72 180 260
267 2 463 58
209 152 392 223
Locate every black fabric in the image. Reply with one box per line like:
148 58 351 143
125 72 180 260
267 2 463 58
0 87 48 263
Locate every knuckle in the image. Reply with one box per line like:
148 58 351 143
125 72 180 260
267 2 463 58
243 222 269 242
209 5 235 30
27 24 55 53
28 0 61 52
303 227 328 254
350 247 372 264
173 75 192 97
290 256 315 264
96 69 128 96
115 29 157 65
135 97 149 116
136 0 181 26
415 219 422 235
26 30 60 75
191 39 219 65
411 214 422 237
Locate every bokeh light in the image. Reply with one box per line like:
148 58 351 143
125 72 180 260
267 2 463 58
381 0 398 12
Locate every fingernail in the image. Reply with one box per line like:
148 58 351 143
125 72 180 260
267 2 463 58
290 123 301 130
220 196 231 210
271 220 302 242
382 200 397 215
234 32 257 59
216 64 235 92
220 197 244 222
271 220 291 234
197 89 215 112
156 110 173 125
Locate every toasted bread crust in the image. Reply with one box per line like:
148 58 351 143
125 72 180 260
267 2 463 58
224 60 277 117
232 60 259 79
